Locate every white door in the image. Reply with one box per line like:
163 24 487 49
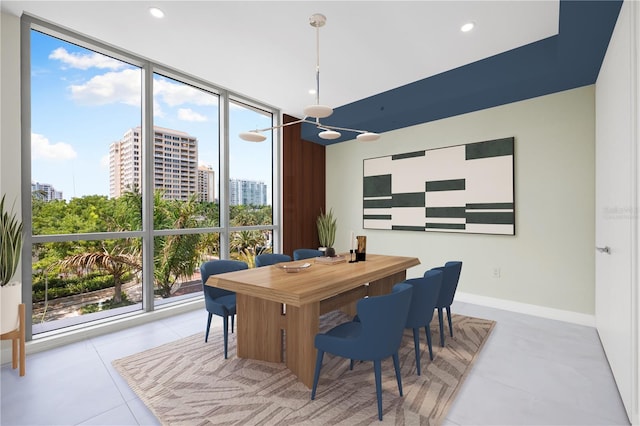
595 1 638 423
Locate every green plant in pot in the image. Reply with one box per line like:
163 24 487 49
0 195 24 334
317 208 337 257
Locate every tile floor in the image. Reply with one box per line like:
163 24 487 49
0 301 631 425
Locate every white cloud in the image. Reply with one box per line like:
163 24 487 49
49 47 125 70
70 69 141 106
31 133 77 160
154 77 217 107
178 108 208 122
153 100 165 118
100 154 110 169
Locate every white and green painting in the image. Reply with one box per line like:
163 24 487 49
363 137 515 235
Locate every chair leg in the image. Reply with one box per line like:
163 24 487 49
438 307 445 347
392 352 403 397
350 359 355 370
205 312 213 343
374 359 383 421
425 325 434 361
231 313 235 334
223 315 229 359
446 306 453 337
311 350 324 400
412 328 421 375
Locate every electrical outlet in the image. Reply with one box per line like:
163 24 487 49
492 267 501 278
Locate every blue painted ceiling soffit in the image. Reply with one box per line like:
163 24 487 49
301 0 623 145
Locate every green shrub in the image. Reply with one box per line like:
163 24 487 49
32 272 132 302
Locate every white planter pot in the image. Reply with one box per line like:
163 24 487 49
0 281 22 334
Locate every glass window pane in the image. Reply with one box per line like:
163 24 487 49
229 101 273 226
30 30 142 234
152 232 220 306
32 238 143 334
151 73 220 229
230 229 274 268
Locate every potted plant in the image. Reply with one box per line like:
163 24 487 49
0 195 23 334
316 208 337 257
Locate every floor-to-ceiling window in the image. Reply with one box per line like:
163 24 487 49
24 17 278 336
150 72 220 306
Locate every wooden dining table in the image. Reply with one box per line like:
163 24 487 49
206 253 420 388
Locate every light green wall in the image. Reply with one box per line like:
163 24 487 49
327 86 595 315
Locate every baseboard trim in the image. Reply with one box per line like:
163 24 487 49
1 293 597 366
456 291 596 327
1 299 203 365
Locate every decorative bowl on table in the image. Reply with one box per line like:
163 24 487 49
275 262 312 273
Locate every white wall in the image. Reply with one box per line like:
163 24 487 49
595 0 639 423
1 13 22 202
1 12 23 358
327 86 596 322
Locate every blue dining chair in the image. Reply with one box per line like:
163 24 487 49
311 282 413 421
200 259 248 359
293 248 323 260
255 253 292 267
429 261 463 347
404 269 443 375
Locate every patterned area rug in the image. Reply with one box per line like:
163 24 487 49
113 311 494 425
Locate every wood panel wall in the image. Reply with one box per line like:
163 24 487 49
282 114 326 257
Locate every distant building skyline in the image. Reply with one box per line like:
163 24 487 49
229 178 267 206
197 165 215 203
109 126 209 201
31 181 63 202
106 126 267 206
30 30 273 204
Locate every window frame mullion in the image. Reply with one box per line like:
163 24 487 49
141 63 155 312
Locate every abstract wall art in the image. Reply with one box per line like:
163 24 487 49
363 137 515 235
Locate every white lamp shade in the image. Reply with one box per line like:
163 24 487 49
239 131 267 142
303 104 333 119
318 130 341 140
356 132 380 142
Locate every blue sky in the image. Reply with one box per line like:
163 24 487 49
30 30 273 202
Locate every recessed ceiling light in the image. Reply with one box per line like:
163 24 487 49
461 22 475 32
149 7 165 19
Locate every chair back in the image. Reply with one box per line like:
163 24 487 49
255 253 292 267
355 282 413 359
293 248 323 260
431 261 462 308
200 259 248 301
405 269 443 328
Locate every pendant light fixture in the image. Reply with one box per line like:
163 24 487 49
239 14 380 143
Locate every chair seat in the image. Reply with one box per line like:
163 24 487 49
214 294 236 313
315 322 363 360
318 321 361 340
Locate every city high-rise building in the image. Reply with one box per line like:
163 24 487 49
197 165 216 203
109 126 212 201
31 181 64 201
229 179 267 206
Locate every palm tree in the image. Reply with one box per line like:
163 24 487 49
230 229 261 253
59 241 141 304
153 192 201 298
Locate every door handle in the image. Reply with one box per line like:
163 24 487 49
596 246 611 254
